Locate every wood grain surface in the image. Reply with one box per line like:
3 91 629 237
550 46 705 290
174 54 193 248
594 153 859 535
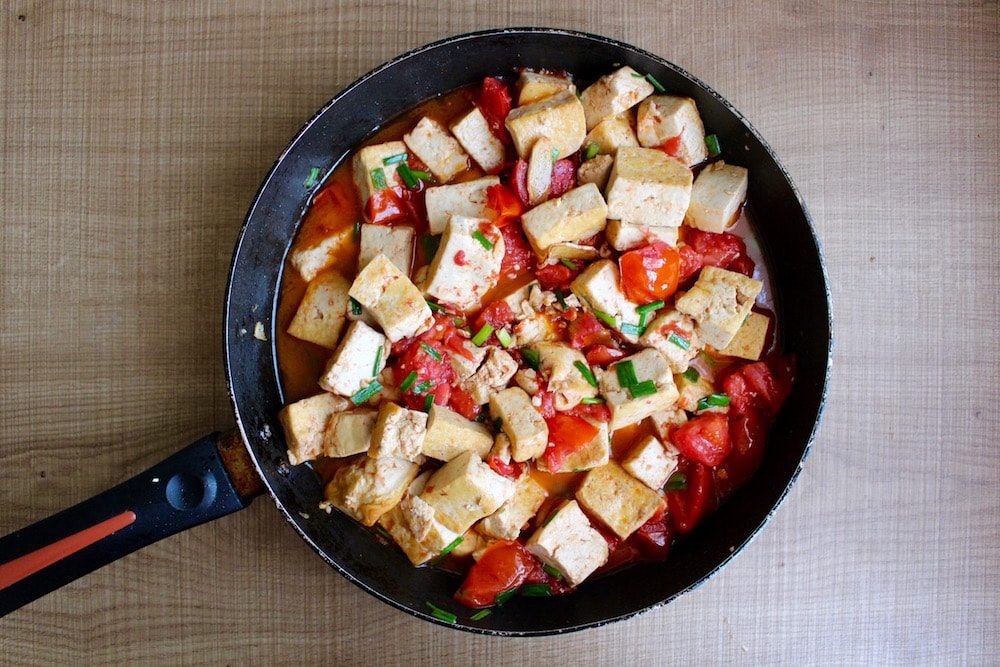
2 1 997 664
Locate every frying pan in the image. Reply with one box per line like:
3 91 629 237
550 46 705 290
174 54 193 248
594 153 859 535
0 28 832 634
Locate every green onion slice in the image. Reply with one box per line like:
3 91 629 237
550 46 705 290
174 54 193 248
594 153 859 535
397 162 419 188
583 142 600 161
410 169 431 181
350 381 382 405
370 167 387 190
699 350 717 367
352 221 361 242
421 234 441 262
636 300 665 315
472 230 494 250
350 297 362 316
303 167 320 188
559 258 578 270
372 345 383 377
399 370 418 393
580 396 606 405
424 393 435 412
439 536 464 557
413 380 435 394
520 583 552 597
522 348 540 370
420 342 442 362
374 525 392 540
541 507 561 528
426 300 446 313
681 367 700 384
620 322 645 337
645 73 666 92
615 360 638 388
697 393 731 411
555 287 568 311
629 379 658 398
593 309 617 328
496 328 514 348
664 472 688 492
574 360 598 388
705 133 721 157
495 587 517 606
470 609 491 621
471 323 494 346
542 564 563 580
382 152 408 165
425 601 457 624
668 332 691 350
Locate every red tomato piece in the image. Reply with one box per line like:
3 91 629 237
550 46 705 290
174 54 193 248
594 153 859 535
658 135 683 157
618 241 681 303
666 460 717 534
498 221 535 280
486 183 524 225
723 357 795 419
715 410 769 498
565 401 611 424
584 344 625 367
568 312 615 350
474 300 515 332
449 386 481 421
671 412 732 467
543 413 600 472
487 455 524 479
549 158 577 198
510 158 530 205
365 187 409 225
677 243 703 282
454 540 539 608
475 77 513 145
685 229 755 277
634 507 673 559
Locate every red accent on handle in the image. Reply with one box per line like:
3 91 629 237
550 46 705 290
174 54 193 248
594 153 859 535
0 510 137 590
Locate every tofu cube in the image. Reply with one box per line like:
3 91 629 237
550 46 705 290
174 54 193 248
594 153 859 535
579 66 655 130
517 70 575 106
675 369 716 412
353 140 408 214
545 242 600 263
368 401 428 462
323 454 419 526
685 161 749 233
638 309 702 373
719 311 770 361
605 146 693 228
450 107 505 173
358 224 413 274
323 408 377 458
575 461 663 539
605 219 679 252
505 90 587 159
521 183 609 255
286 269 351 349
419 450 516 533
674 266 763 349
583 111 638 154
650 406 689 440
423 216 505 311
402 116 469 182
490 387 548 462
422 403 494 462
278 392 350 465
289 229 354 282
598 348 680 430
378 471 461 565
532 342 599 410
636 94 708 167
478 472 548 540
541 419 610 474
461 347 518 405
570 259 642 337
526 136 555 205
318 320 389 398
449 338 487 382
424 176 500 235
577 153 614 190
525 500 609 586
349 253 433 342
621 434 679 490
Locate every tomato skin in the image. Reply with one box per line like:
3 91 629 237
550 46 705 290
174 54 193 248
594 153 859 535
634 507 673 559
498 221 535 280
723 357 795 419
487 456 525 479
486 183 524 225
476 77 513 145
618 241 681 303
454 540 538 608
666 460 717 534
584 344 625 367
684 229 755 278
565 401 611 424
365 187 409 225
549 158 577 198
671 412 732 467
511 159 530 205
543 413 600 472
535 261 579 291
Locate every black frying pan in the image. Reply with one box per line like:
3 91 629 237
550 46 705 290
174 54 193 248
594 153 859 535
0 28 832 635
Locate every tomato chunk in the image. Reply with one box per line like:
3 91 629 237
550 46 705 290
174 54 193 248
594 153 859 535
671 412 732 467
723 356 795 419
486 183 524 226
618 241 681 303
684 229 755 278
543 413 600 472
366 187 409 225
666 460 717 534
475 77 513 145
549 158 577 198
454 540 539 608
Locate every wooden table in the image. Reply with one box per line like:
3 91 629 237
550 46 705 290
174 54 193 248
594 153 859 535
2 2 996 664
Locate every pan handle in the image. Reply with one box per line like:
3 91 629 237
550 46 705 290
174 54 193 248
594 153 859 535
0 431 263 617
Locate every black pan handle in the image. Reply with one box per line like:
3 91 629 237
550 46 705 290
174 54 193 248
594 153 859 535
0 431 263 617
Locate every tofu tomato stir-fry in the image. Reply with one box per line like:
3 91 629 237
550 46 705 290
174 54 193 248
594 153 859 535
276 66 794 611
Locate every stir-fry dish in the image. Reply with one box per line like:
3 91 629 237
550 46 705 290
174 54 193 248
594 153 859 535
276 66 795 612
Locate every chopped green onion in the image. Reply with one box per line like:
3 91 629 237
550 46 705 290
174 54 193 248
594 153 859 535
372 345 383 377
636 300 665 315
496 328 514 348
620 322 645 337
471 323 494 346
420 342 442 362
426 299 446 313
551 147 560 161
574 360 598 388
397 162 419 188
632 72 644 78
541 507 561 527
668 332 691 351
303 167 320 188
555 287 568 311
352 221 361 242
350 380 382 405
593 309 617 328
495 587 517 606
664 472 688 492
424 393 435 412
699 350 717 367
705 134 721 157
645 73 666 92
374 525 392 540
472 230 494 250
681 367 700 384
410 169 431 181
439 536 464 556
399 370 418 393
520 583 552 597
522 348 540 370
350 297 362 316
615 360 638 388
697 393 731 412
583 141 601 161
421 234 441 262
370 167 387 190
470 609 491 621
559 258 578 270
382 152 408 165
629 379 658 398
425 601 457 624
580 396 606 405
413 380 435 394
493 417 503 431
542 564 563 580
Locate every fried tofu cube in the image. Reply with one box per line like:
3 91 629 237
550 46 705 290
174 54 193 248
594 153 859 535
605 219 679 252
462 347 518 405
719 311 770 361
422 403 494 462
423 216 505 311
526 136 555 205
349 253 433 342
570 259 642 337
638 309 702 373
583 111 638 154
353 140 408 215
450 107 505 173
598 348 680 430
531 342 599 410
621 434 679 490
323 408 377 458
490 387 548 462
546 243 600 263
289 228 355 282
323 454 419 526
521 183 609 255
358 224 413 274
424 176 500 235
478 472 548 540
576 461 663 539
605 146 693 228
318 320 389 398
517 70 575 106
286 269 351 349
579 66 654 131
685 161 749 233
419 450 516 533
378 472 462 565
577 153 614 190
541 419 610 473
368 401 427 462
674 266 763 349
505 90 587 159
449 338 487 382
636 95 708 167
675 369 716 412
279 392 350 465
403 116 469 182
525 500 609 586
